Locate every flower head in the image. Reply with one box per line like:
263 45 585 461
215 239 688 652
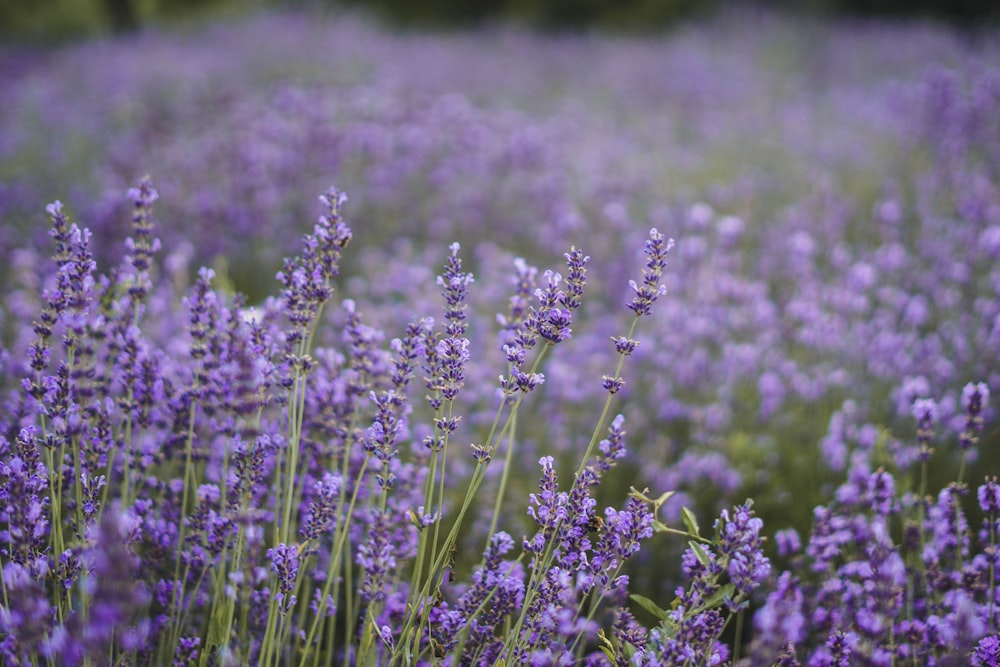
627 228 674 317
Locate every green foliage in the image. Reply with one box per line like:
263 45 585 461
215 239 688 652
0 0 248 41
328 0 712 30
0 0 105 41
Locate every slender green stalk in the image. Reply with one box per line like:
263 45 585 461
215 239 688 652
733 609 745 663
279 368 307 546
487 412 518 540
990 509 997 634
257 588 280 667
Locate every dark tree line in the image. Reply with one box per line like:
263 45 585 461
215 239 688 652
330 0 998 29
0 0 996 42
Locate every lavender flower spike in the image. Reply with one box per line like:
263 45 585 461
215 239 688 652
960 381 991 450
627 228 674 317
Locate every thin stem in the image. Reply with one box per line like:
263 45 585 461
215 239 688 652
487 412 518 541
733 609 744 663
990 511 997 634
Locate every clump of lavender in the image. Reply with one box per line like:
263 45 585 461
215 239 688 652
618 496 770 666
8 174 996 667
749 380 998 666
2 180 720 666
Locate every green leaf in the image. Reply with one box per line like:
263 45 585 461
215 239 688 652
598 645 616 662
681 506 700 537
629 487 675 512
703 583 736 610
688 540 709 567
630 593 670 621
204 594 234 658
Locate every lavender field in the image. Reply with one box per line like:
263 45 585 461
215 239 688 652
1 8 999 665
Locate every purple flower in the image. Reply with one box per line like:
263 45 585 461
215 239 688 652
534 271 572 344
0 561 53 665
74 505 152 660
717 501 771 605
497 257 538 345
775 528 802 557
277 187 352 350
867 468 896 517
0 428 50 576
923 484 971 567
124 176 160 277
267 542 300 615
592 496 654 583
754 572 807 648
526 456 567 555
626 228 674 317
357 512 397 605
911 397 938 459
911 397 939 425
774 643 803 667
972 635 1000 667
960 381 991 450
425 243 473 405
611 336 639 356
596 414 628 473
173 636 201 667
980 477 1000 515
963 381 991 414
432 531 525 656
560 247 589 311
301 472 342 544
436 242 474 339
434 337 470 401
601 375 626 394
810 630 855 667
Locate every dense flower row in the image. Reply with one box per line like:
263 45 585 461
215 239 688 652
0 178 997 665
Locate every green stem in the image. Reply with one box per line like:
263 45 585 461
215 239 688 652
990 510 996 634
487 412 518 540
733 609 744 663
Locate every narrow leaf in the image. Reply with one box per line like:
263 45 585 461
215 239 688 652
681 506 700 537
689 540 709 567
630 593 670 621
704 583 736 610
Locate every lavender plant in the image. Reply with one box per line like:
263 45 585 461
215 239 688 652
1 178 779 666
749 382 998 666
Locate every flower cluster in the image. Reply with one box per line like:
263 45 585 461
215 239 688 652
749 382 999 666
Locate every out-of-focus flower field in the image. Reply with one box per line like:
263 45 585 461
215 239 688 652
1 8 999 665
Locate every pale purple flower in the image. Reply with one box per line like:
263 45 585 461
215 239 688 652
626 228 673 317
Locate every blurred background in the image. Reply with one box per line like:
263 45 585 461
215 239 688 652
1 0 997 41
